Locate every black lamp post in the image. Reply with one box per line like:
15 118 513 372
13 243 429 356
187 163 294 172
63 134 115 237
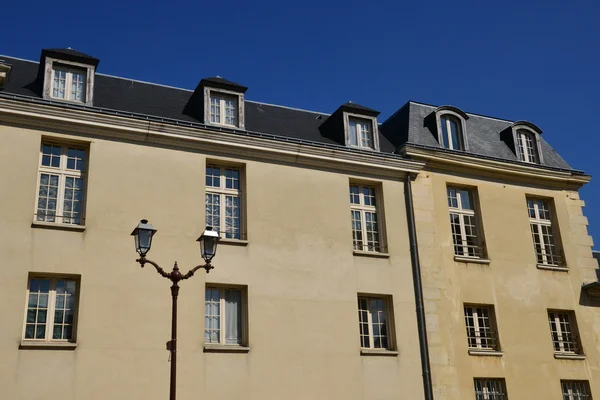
131 219 219 400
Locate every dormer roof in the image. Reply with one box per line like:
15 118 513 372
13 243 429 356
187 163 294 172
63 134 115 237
199 76 247 93
41 48 100 67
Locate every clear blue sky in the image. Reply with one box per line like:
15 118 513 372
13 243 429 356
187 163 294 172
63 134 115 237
3 0 599 248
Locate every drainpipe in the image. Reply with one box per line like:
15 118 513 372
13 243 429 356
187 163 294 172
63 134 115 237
405 173 434 400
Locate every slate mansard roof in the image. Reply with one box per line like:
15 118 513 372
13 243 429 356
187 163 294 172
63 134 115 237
0 53 580 173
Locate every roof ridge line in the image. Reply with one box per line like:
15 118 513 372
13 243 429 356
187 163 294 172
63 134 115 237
0 54 38 64
245 99 330 116
96 72 195 92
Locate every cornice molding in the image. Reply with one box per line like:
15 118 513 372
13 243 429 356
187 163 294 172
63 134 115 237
402 145 590 189
0 97 424 178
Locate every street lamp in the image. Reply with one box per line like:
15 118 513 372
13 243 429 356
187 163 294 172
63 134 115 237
131 220 219 400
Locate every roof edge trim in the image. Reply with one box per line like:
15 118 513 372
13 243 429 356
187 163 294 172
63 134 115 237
511 120 543 134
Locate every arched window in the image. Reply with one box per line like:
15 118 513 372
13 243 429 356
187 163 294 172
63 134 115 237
440 115 463 150
515 129 538 163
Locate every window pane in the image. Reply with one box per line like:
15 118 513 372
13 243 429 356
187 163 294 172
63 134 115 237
206 166 221 188
53 69 66 99
25 279 51 340
71 72 86 102
351 210 363 251
440 117 450 148
66 148 86 171
210 97 221 123
225 98 237 126
449 118 460 150
225 195 240 239
205 194 220 233
348 120 358 146
205 288 221 343
37 173 59 222
349 185 360 205
224 289 242 344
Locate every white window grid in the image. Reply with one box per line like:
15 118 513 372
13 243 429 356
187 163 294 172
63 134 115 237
35 143 86 225
562 380 592 400
440 115 462 150
350 184 383 252
474 378 507 400
206 165 243 240
348 118 373 149
527 198 561 266
204 286 244 346
210 94 237 126
23 277 78 342
548 311 581 354
51 66 86 102
516 130 538 163
447 187 483 258
464 305 498 350
358 296 391 350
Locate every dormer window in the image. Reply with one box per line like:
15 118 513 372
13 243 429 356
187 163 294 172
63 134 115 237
440 114 463 150
506 121 544 165
319 102 381 151
52 65 86 102
39 48 99 106
348 117 373 149
210 93 238 127
192 77 247 129
515 129 538 163
432 106 470 151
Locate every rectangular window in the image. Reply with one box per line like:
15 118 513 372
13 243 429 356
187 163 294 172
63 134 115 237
527 198 561 266
205 165 243 239
209 94 238 126
447 187 484 258
474 378 508 400
358 295 393 350
348 118 373 149
464 305 499 351
562 380 592 400
204 286 246 346
52 66 86 102
350 184 383 252
548 310 582 354
36 143 87 225
23 276 79 342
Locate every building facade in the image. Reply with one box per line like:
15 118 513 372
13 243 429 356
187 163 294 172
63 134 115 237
0 48 597 400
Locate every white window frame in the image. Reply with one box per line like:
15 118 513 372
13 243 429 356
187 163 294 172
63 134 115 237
447 187 483 258
348 117 374 149
357 295 394 350
464 305 498 351
528 198 561 266
205 165 244 240
22 276 79 343
209 93 238 127
473 378 508 400
440 115 463 150
204 286 247 346
561 380 592 400
50 65 87 102
516 129 538 163
548 310 581 354
350 184 384 252
35 142 87 225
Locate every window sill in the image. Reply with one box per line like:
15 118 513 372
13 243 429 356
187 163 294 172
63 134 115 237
454 256 491 265
468 349 503 357
353 250 390 259
537 264 568 272
554 353 586 360
19 341 77 350
203 345 250 353
31 221 86 232
360 349 399 356
218 238 249 246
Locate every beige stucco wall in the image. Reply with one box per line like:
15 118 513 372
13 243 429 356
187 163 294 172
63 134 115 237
0 123 425 400
412 169 599 399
